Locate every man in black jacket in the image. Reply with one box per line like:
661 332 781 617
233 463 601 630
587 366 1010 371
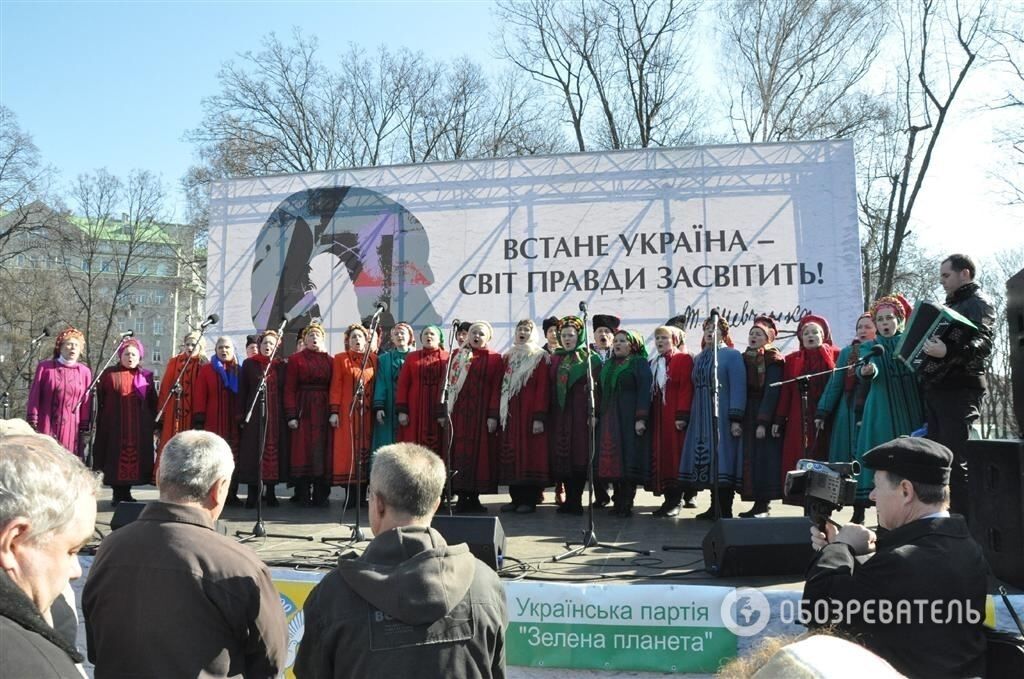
803 437 987 679
0 431 99 678
921 253 997 518
295 442 507 679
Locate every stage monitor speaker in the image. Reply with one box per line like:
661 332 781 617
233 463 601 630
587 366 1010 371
965 439 1024 587
703 517 815 577
431 515 506 571
110 502 146 530
1008 267 1024 436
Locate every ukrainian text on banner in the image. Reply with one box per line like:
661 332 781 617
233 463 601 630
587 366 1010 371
506 582 738 673
208 142 861 352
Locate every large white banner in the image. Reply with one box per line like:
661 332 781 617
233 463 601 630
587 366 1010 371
207 142 861 353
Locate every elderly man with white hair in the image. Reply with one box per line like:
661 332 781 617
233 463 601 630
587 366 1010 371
0 431 100 677
83 430 287 679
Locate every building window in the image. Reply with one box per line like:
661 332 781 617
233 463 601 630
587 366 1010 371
153 291 166 306
152 318 165 335
152 351 162 364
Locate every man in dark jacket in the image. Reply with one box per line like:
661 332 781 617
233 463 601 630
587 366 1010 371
0 430 99 678
295 442 507 679
921 253 997 517
803 437 987 679
83 430 287 678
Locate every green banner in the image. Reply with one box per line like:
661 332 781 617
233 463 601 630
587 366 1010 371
507 621 736 673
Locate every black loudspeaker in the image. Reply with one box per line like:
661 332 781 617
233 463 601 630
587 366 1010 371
703 518 815 577
430 515 506 571
1008 267 1024 436
965 439 1024 587
110 502 146 530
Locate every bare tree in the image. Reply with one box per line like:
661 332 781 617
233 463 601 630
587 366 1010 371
720 0 887 143
496 0 703 151
606 0 704 147
985 4 1024 203
187 29 346 176
0 107 58 264
495 0 591 151
57 169 169 362
863 0 991 300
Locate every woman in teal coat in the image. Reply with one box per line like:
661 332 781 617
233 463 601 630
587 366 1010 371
815 312 876 469
854 295 925 523
372 323 415 453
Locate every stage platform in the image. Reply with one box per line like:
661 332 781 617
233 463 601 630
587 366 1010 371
80 485 1022 678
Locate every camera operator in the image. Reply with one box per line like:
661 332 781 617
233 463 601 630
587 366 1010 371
802 437 987 679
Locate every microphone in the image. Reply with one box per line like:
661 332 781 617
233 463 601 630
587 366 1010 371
578 301 587 313
30 327 50 344
119 330 135 339
709 307 720 320
276 316 288 335
855 343 885 366
451 318 461 328
200 314 219 330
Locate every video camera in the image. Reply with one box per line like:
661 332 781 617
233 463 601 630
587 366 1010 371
784 459 860 530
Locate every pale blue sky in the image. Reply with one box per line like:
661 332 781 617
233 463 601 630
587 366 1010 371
2 0 1022 260
0 0 496 219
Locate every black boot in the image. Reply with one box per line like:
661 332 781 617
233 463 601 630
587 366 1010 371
682 490 697 508
655 487 684 517
738 500 770 518
695 490 717 520
226 479 242 507
264 483 279 507
313 482 331 507
851 503 867 525
720 489 735 519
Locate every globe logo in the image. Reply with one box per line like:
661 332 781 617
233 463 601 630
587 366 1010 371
721 587 771 637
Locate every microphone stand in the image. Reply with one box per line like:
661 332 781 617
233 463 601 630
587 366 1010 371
238 328 309 543
769 355 869 458
554 306 650 561
1 333 49 419
77 335 132 468
322 311 382 546
438 320 461 516
155 324 216 438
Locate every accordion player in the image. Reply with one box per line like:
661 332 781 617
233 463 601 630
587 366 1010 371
896 301 978 384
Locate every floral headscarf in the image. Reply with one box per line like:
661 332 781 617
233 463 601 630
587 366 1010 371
600 330 648 405
53 327 85 360
392 322 416 349
554 315 594 409
869 294 913 330
118 338 149 399
701 316 735 349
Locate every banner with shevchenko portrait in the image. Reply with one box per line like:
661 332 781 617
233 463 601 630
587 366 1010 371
207 142 861 353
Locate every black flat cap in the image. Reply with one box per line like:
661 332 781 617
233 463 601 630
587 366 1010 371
592 314 620 332
542 316 560 333
863 436 953 485
245 334 258 346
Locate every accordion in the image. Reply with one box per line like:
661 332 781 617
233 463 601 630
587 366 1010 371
896 301 978 384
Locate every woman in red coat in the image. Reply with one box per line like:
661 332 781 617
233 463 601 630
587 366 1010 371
284 323 333 506
193 335 242 505
238 329 288 507
396 325 449 454
647 325 694 517
92 338 157 505
773 315 841 485
498 319 550 514
329 324 378 507
446 321 503 514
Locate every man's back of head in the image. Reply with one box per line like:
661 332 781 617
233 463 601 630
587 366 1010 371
157 430 235 519
368 442 446 533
